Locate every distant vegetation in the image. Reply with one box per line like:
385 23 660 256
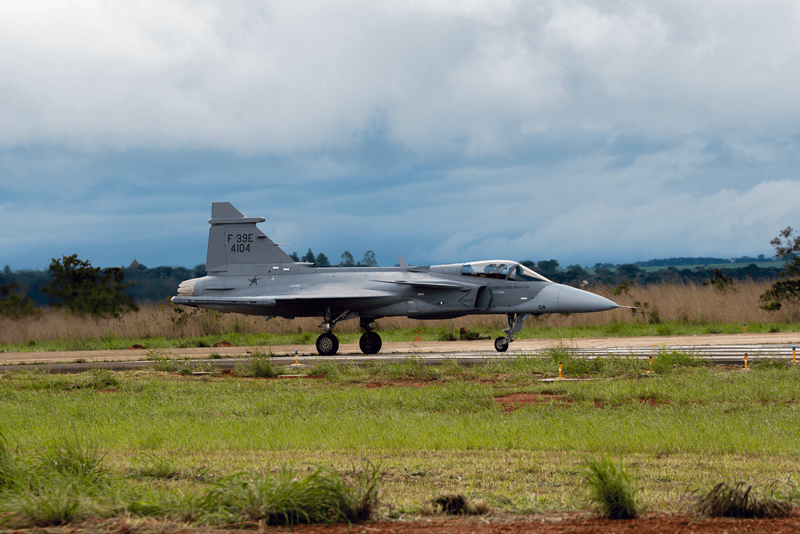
604 254 779 268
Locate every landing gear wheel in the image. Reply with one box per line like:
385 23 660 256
494 336 509 353
316 332 339 356
359 331 382 355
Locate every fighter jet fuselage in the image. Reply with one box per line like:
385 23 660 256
172 203 621 355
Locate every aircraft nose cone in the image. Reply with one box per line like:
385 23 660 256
555 284 620 313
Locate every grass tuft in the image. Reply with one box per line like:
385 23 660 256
582 455 638 519
129 453 212 481
35 436 107 486
651 348 704 373
0 433 21 491
234 352 281 378
191 463 381 526
690 479 795 518
15 483 85 527
148 352 195 375
381 358 443 381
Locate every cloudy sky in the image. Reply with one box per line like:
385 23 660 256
2 0 799 271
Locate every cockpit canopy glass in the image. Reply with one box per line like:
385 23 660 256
460 261 551 282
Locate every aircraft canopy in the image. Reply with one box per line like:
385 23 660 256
461 261 551 282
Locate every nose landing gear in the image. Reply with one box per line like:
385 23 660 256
494 313 531 353
315 308 355 356
316 332 339 356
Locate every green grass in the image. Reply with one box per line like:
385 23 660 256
0 357 798 526
3 320 800 354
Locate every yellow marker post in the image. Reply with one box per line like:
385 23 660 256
743 323 747 334
793 345 796 363
649 355 653 373
744 352 748 370
294 349 299 366
559 361 562 379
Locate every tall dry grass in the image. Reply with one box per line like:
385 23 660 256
592 280 800 325
1 281 796 345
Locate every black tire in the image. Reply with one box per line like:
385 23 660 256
494 336 509 353
359 331 382 355
316 332 339 356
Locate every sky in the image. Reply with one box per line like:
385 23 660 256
2 0 800 271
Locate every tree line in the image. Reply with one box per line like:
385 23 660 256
287 249 377 267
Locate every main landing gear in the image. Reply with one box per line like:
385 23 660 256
494 313 531 353
358 318 382 355
314 310 383 356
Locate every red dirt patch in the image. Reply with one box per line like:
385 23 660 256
365 380 431 389
31 511 800 534
214 340 233 347
495 394 672 412
281 511 800 534
229 374 326 380
639 396 670 407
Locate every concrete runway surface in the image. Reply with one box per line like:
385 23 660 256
1 333 797 373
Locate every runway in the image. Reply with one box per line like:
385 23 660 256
1 332 797 373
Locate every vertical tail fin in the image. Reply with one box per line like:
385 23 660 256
206 202 294 273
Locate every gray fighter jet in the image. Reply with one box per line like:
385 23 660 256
171 202 621 355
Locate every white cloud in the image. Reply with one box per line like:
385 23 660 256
2 1 800 153
432 180 800 263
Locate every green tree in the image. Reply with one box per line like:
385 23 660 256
536 259 560 277
703 268 735 291
41 254 139 317
302 248 316 263
0 281 38 318
289 252 301 262
340 251 355 267
616 264 643 277
760 227 800 311
567 264 588 276
771 226 800 276
315 253 331 267
359 250 377 267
